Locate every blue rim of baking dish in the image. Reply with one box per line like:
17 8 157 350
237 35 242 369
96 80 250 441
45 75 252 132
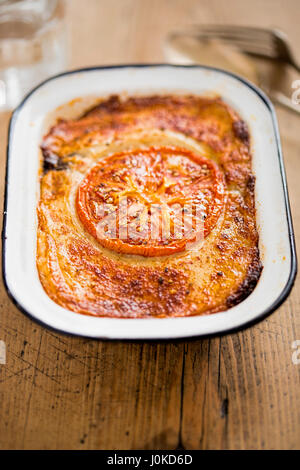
2 64 297 340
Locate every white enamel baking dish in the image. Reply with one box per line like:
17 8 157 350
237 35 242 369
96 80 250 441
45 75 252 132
2 65 297 339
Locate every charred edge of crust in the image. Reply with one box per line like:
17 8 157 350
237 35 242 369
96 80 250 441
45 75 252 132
232 119 249 144
41 148 68 173
80 94 225 118
81 94 122 117
246 174 256 192
226 250 263 308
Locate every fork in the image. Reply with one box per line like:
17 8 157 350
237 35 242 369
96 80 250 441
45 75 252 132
165 25 300 114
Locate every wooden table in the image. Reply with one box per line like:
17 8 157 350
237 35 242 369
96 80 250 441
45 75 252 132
0 0 299 450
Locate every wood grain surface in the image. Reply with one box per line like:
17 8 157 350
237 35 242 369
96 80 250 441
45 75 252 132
0 0 299 450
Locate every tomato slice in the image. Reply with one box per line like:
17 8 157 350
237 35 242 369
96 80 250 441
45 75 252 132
76 147 224 256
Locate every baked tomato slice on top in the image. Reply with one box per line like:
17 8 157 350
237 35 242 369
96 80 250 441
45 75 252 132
76 146 224 256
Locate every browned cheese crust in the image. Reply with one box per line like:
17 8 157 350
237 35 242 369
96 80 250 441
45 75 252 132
37 95 262 318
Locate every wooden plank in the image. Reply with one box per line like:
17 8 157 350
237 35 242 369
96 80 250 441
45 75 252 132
181 79 300 452
179 0 300 450
0 297 184 449
181 310 300 449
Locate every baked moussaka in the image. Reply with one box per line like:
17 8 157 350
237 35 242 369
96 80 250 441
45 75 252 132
37 94 262 318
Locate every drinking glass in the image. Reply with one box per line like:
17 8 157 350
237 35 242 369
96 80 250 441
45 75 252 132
0 0 67 110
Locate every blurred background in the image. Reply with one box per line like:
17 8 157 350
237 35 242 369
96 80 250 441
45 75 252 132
0 0 299 451
1 0 300 111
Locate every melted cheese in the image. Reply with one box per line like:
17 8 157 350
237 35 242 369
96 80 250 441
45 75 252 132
37 95 262 318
